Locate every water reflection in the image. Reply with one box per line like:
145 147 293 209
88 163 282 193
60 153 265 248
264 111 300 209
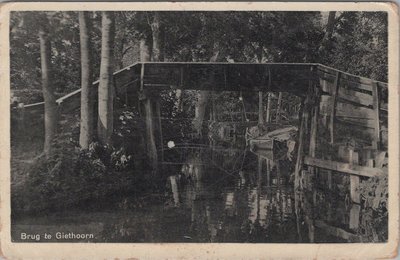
11 143 387 243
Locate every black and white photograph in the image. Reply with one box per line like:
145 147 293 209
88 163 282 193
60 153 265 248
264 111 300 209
1 2 399 259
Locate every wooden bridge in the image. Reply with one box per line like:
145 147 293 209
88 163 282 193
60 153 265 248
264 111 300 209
12 62 388 204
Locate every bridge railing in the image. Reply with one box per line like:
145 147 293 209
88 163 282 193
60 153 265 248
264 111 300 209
10 62 388 152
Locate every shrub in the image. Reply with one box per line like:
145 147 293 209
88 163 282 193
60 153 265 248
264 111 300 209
11 135 137 215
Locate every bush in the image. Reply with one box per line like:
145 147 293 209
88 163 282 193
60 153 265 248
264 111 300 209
11 136 138 215
359 169 388 212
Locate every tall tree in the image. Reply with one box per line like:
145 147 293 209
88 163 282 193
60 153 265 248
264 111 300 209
97 11 115 145
38 13 58 157
140 12 166 171
79 11 94 149
150 12 162 61
140 37 158 170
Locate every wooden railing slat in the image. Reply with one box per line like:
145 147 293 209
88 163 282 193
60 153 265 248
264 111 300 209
303 156 383 177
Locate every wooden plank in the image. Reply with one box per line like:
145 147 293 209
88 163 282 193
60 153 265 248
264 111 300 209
320 96 375 119
330 71 340 144
340 72 375 86
321 82 373 107
317 71 336 83
318 65 375 86
333 124 374 147
349 204 361 230
317 66 337 76
335 117 375 129
340 78 373 92
322 94 387 114
375 151 386 168
371 81 381 149
360 148 373 166
320 81 334 94
143 63 314 93
303 156 383 178
23 101 45 108
338 88 373 107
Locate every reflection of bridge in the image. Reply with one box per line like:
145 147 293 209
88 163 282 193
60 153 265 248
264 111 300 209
12 62 388 205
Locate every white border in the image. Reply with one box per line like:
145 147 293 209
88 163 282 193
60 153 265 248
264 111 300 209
0 2 398 259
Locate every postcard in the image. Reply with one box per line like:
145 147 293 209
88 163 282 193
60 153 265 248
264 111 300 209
0 2 398 259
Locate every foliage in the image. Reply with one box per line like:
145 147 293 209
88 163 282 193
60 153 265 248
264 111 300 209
358 206 388 242
321 12 388 81
10 11 388 107
11 134 138 215
11 12 82 97
359 169 388 212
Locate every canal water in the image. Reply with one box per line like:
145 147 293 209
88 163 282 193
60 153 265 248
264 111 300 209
11 140 386 243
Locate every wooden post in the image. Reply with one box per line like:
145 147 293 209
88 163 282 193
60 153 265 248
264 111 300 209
257 156 263 188
156 100 164 162
266 159 271 186
276 160 281 188
258 91 264 124
294 100 309 190
349 204 360 230
309 105 319 156
326 72 340 189
338 145 360 203
330 71 341 144
320 80 328 127
371 81 381 150
308 87 320 189
170 175 180 206
212 92 217 121
276 92 283 123
266 92 272 123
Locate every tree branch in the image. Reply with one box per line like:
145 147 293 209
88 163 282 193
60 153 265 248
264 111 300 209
122 46 133 57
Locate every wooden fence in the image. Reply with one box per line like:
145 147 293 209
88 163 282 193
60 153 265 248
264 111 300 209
298 64 388 204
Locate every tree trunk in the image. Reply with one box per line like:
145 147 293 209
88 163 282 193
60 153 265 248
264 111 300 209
139 38 151 62
38 14 58 158
97 11 115 145
319 11 337 53
151 12 161 62
145 12 164 172
325 12 337 40
140 37 158 171
79 11 94 149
